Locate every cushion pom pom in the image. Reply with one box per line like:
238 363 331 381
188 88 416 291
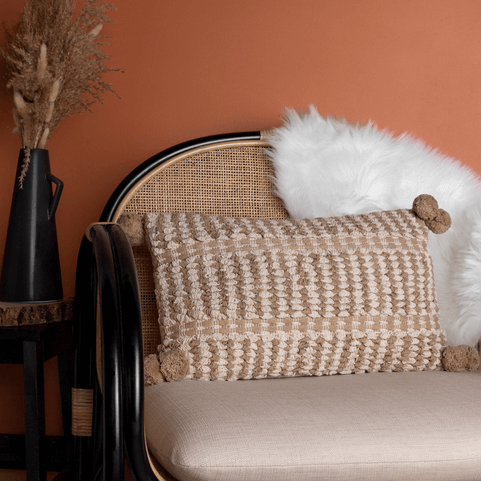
412 194 451 234
425 208 452 234
442 345 480 372
144 354 165 385
159 350 189 382
412 194 439 221
118 213 145 246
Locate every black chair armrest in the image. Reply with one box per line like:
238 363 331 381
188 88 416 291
73 224 158 481
108 225 158 481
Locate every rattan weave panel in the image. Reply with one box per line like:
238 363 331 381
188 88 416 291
114 143 289 355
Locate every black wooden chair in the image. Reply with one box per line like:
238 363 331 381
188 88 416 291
71 131 481 481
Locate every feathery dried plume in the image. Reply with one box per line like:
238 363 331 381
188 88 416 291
1 0 122 187
49 79 61 102
88 24 103 37
45 102 54 123
38 127 49 149
13 89 28 118
37 43 47 79
18 148 31 188
12 108 21 128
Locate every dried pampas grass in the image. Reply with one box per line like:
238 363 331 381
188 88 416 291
1 0 122 187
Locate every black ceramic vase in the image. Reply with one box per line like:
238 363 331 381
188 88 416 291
0 149 64 302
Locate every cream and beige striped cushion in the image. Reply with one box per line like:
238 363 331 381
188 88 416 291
145 208 446 381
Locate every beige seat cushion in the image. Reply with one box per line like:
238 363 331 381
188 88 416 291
145 371 481 481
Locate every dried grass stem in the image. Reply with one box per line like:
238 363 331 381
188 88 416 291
1 0 122 185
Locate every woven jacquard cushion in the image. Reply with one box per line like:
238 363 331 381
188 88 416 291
145 209 446 381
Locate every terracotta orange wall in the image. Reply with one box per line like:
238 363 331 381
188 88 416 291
1 0 480 473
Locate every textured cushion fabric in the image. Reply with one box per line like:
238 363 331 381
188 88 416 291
268 107 481 347
145 371 481 481
145 209 446 381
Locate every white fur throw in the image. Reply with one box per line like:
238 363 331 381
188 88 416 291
268 105 481 347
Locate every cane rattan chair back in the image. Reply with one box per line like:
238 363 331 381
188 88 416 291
74 131 481 481
106 133 288 356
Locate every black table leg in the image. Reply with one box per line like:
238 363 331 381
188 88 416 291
23 340 46 481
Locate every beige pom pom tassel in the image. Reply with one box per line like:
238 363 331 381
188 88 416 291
412 194 452 234
158 350 189 382
442 345 480 371
144 354 165 386
117 213 145 246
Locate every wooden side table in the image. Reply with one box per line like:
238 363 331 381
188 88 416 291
0 299 74 481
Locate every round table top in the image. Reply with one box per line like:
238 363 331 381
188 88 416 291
0 298 74 327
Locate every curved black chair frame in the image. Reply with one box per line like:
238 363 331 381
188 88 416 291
72 132 262 481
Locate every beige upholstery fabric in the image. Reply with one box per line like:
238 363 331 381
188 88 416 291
145 209 446 381
145 371 481 481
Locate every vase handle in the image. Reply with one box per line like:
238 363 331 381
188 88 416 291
47 173 64 219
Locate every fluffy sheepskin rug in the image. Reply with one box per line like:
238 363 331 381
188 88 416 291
268 105 481 347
